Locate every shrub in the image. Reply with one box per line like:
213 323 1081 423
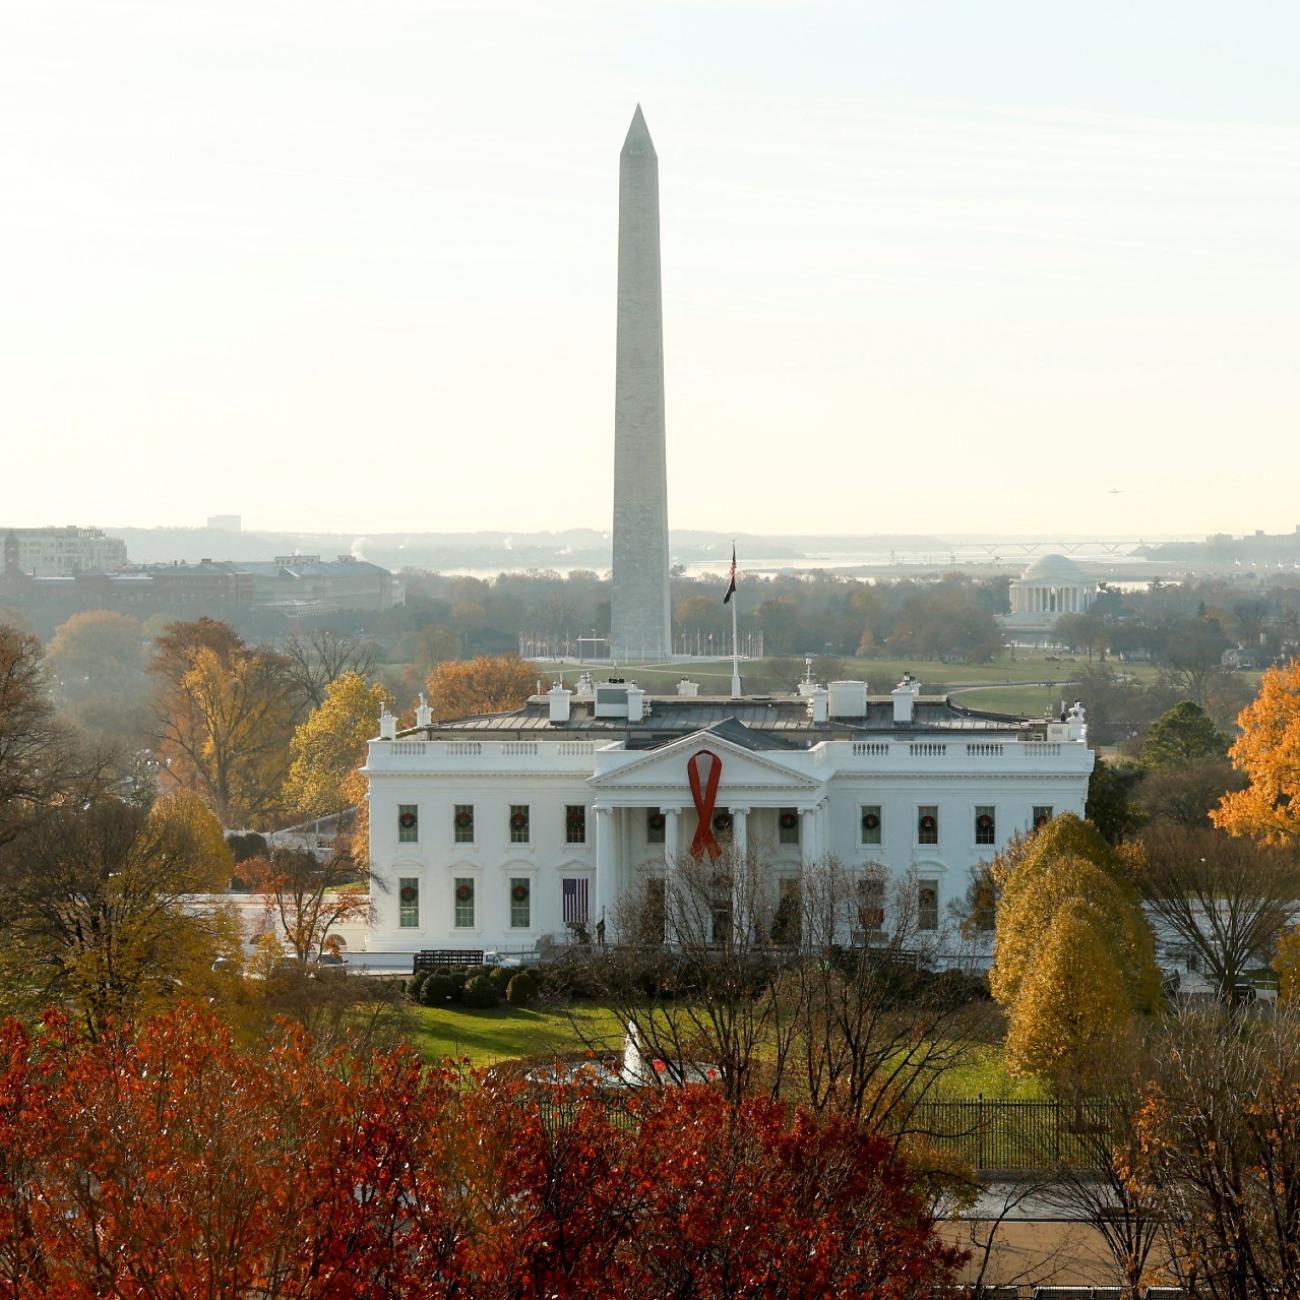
506 972 539 1008
420 974 455 1007
462 974 500 1009
488 965 512 994
408 972 428 1001
448 969 468 1003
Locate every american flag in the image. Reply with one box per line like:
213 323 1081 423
723 543 737 604
562 877 589 924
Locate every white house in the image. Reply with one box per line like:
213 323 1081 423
361 674 1093 961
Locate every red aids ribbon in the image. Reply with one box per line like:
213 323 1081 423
688 749 723 859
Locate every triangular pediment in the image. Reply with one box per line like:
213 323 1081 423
589 729 819 793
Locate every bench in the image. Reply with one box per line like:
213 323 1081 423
413 950 485 973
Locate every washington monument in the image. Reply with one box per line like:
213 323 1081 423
610 104 672 662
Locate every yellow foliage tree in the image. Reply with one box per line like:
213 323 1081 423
146 788 235 891
155 645 296 827
1213 659 1300 846
425 655 539 722
991 855 1160 1014
1005 898 1134 1095
283 673 393 819
1274 928 1300 1003
990 814 1159 1011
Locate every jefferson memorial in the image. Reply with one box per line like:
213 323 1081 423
1002 554 1098 640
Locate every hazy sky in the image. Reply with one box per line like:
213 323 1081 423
3 1 1298 538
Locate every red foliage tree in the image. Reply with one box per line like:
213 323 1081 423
0 1005 963 1298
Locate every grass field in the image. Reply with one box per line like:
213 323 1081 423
402 1001 1034 1099
405 1002 626 1066
536 651 1153 698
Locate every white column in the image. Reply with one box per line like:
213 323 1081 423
660 800 681 946
731 808 750 943
800 805 819 863
732 807 749 856
594 806 614 935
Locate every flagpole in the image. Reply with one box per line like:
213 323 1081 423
730 541 742 698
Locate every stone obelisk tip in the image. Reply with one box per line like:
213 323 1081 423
622 103 656 156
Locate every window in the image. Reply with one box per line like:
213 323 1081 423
918 880 939 932
975 805 996 846
454 877 475 928
1032 805 1054 830
398 804 418 844
917 805 938 845
565 804 587 845
647 809 666 844
778 807 800 846
509 804 530 845
399 877 419 928
856 875 886 941
454 804 475 844
510 877 531 929
860 805 882 846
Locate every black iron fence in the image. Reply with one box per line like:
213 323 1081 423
905 1098 1117 1173
527 1089 1115 1175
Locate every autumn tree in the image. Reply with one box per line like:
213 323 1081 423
0 623 108 848
1135 756 1246 828
1214 658 1300 846
0 1004 964 1298
146 788 236 891
1134 1003 1300 1298
1004 898 1134 1096
990 815 1160 1016
990 816 1158 1096
0 800 239 1034
283 671 393 818
1132 824 1300 1001
152 622 296 827
281 628 378 711
425 653 539 721
1139 699 1228 769
248 847 368 965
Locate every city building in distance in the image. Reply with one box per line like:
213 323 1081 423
2 525 128 577
0 553 399 632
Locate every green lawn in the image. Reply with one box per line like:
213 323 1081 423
405 1002 627 1066
537 652 1156 698
933 1044 1045 1100
402 1001 1034 1101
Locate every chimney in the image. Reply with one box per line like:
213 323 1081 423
808 685 828 724
548 681 572 724
828 680 868 718
891 674 919 725
626 684 646 723
414 692 433 728
378 704 397 741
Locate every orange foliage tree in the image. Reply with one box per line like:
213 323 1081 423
425 654 540 722
1214 659 1300 846
0 1004 963 1298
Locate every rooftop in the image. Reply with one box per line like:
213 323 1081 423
399 690 1063 749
